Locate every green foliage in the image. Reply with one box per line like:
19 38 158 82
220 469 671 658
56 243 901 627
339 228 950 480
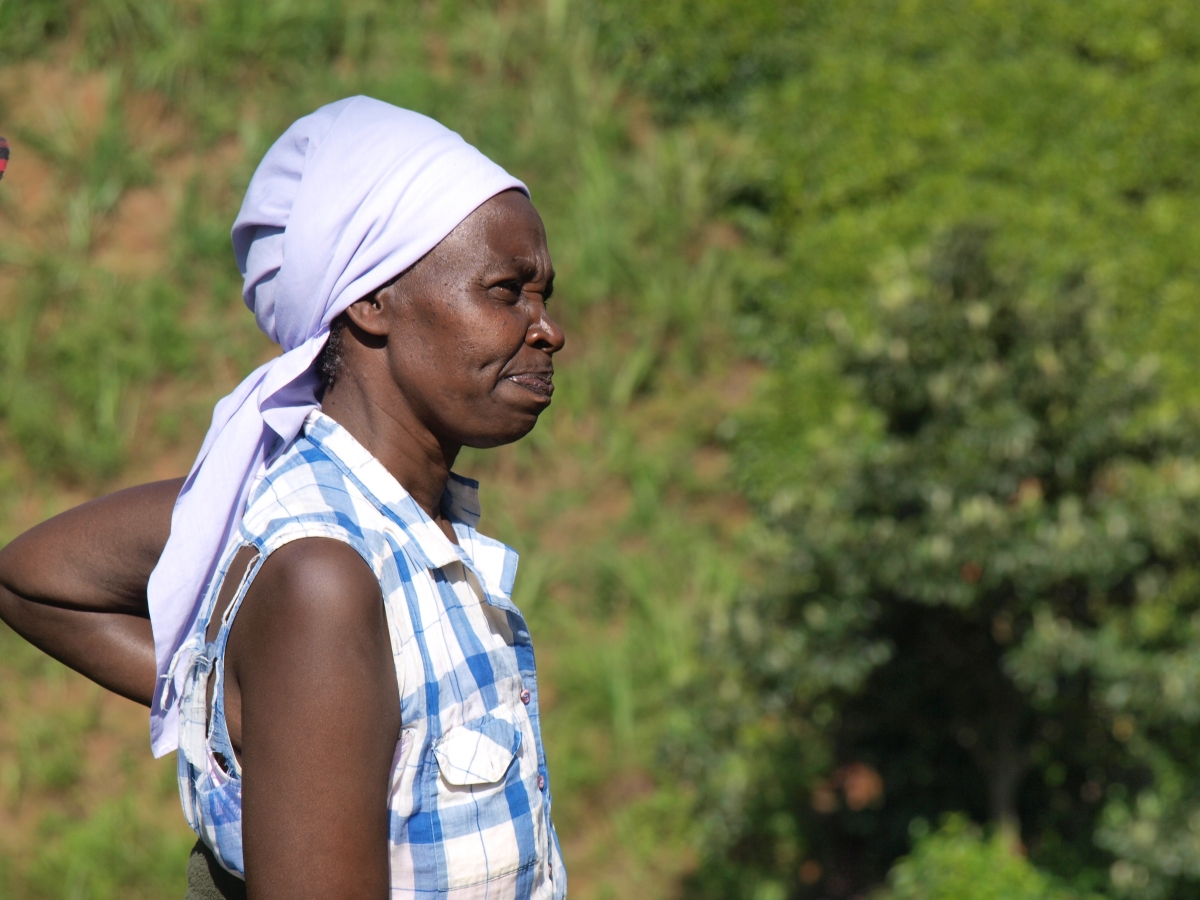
17 708 92 792
683 231 1200 898
8 1 1200 897
599 0 1200 407
0 0 72 62
15 800 191 899
0 77 189 480
16 81 154 251
880 815 1091 900
1 262 189 479
575 0 1200 895
586 0 806 113
0 625 194 897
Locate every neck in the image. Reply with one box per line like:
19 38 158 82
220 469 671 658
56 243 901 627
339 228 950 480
319 372 461 527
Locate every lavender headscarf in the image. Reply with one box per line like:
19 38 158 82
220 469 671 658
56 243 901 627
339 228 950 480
147 96 527 756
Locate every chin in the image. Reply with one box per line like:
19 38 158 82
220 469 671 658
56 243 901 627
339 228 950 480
463 410 544 449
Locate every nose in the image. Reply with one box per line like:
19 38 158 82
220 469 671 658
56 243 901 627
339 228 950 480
527 306 565 354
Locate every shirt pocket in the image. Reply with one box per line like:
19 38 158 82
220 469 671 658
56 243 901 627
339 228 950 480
431 711 537 889
434 713 521 785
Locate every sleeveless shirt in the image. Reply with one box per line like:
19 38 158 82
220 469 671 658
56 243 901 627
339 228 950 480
173 410 566 898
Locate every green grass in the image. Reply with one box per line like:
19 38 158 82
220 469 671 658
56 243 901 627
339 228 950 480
18 799 193 900
0 1 754 896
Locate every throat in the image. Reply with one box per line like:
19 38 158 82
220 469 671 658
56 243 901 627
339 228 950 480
321 380 461 522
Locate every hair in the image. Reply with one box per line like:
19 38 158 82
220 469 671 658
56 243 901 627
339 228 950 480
318 269 408 393
317 313 350 392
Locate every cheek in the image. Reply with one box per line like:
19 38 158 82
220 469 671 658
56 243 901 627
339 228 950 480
454 303 529 370
391 301 523 392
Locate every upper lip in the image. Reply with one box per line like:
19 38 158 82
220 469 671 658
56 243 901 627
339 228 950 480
505 369 553 379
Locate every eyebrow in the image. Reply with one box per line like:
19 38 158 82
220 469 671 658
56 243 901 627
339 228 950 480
490 256 554 285
513 255 549 276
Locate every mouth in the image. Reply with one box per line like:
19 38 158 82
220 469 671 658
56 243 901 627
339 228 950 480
504 371 554 400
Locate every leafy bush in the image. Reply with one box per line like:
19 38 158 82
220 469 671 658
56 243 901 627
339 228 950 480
682 230 1200 898
881 815 1092 900
585 0 807 114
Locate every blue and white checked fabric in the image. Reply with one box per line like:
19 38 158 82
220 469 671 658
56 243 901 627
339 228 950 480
174 410 566 898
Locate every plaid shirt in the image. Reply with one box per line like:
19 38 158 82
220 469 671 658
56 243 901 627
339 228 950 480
175 410 566 898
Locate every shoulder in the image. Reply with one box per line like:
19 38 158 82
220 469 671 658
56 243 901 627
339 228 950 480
242 436 378 554
222 538 398 761
247 436 350 518
224 539 388 696
227 537 395 724
241 538 383 639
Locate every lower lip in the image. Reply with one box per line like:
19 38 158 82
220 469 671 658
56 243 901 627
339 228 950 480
505 375 554 400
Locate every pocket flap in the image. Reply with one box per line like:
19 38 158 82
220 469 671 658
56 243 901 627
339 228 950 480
434 714 521 786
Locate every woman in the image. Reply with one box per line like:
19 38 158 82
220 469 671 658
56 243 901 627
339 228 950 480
0 96 566 900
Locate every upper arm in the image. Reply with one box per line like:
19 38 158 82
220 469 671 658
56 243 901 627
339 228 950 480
0 477 183 615
228 538 400 900
0 478 182 706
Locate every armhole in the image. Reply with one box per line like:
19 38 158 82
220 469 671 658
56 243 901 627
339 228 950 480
205 545 262 774
203 532 383 772
206 545 262 645
208 529 379 648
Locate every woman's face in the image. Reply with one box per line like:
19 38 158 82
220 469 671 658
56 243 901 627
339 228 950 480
348 189 564 450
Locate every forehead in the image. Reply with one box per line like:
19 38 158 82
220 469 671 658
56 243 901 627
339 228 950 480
440 190 550 269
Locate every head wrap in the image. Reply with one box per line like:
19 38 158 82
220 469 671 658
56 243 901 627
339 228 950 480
147 96 527 756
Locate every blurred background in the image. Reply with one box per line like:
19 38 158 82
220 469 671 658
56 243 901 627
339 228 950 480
3 1 1200 897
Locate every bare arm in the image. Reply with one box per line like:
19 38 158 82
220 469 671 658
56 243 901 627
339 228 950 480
228 538 400 900
0 478 182 706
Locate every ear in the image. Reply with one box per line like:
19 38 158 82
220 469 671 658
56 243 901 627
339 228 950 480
342 284 393 337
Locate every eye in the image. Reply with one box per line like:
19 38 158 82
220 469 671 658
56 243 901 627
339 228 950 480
491 279 523 301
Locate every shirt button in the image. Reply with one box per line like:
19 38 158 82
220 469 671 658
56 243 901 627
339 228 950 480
538 774 545 790
520 689 531 705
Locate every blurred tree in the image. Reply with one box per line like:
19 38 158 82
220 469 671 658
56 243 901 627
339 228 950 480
688 229 1200 898
588 0 1200 405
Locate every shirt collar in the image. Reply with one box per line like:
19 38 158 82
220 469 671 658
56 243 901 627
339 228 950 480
300 410 513 599
443 471 482 528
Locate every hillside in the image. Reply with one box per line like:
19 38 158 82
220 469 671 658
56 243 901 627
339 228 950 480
0 4 755 896
8 2 1200 898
